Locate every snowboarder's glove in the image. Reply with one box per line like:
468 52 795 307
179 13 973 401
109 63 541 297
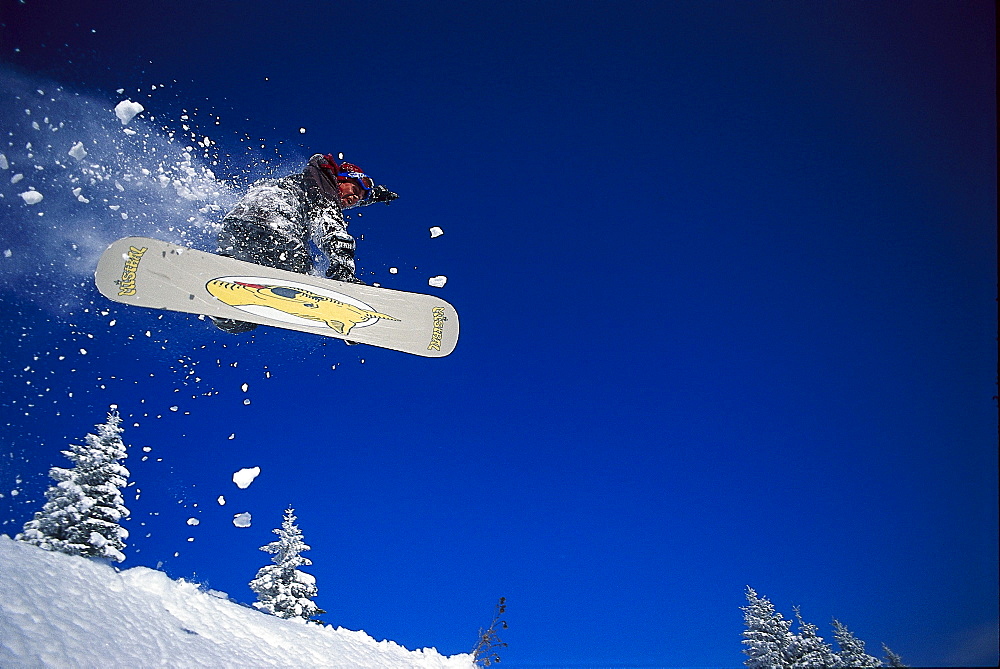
368 185 399 204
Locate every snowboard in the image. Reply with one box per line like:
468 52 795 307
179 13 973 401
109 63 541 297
94 236 458 357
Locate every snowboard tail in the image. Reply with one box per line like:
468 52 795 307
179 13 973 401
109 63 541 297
95 237 458 357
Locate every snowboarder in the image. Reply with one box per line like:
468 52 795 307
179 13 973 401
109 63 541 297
212 153 398 334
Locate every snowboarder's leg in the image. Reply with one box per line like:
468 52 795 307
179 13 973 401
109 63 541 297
214 179 311 334
218 179 312 273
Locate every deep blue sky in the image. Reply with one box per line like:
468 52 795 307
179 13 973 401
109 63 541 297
1 1 996 666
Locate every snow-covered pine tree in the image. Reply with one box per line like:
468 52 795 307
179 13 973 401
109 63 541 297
742 586 795 668
787 606 839 668
831 619 882 667
249 507 324 623
16 410 130 562
881 643 907 667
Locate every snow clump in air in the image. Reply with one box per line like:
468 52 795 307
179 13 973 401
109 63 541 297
428 275 447 288
232 466 260 489
68 142 88 161
114 99 145 125
233 512 252 528
429 226 444 238
18 190 43 205
0 67 237 313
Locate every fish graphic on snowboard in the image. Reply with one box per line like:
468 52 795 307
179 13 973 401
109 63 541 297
206 279 398 335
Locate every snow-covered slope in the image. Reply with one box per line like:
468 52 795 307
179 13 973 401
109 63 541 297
0 536 474 668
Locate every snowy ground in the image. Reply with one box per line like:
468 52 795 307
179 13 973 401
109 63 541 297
0 536 474 668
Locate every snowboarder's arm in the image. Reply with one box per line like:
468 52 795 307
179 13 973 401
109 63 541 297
309 199 364 284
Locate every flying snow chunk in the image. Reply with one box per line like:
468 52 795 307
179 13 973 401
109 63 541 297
186 518 200 526
0 153 8 169
299 127 306 134
429 226 444 238
114 99 145 125
217 495 226 506
233 512 251 528
68 142 88 161
232 467 260 489
19 190 43 205
428 275 448 288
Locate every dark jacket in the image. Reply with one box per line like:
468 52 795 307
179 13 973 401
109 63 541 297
217 154 362 283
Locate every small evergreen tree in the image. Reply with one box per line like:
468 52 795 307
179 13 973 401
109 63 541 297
16 410 130 562
472 597 508 667
788 606 839 668
832 619 882 667
882 643 907 667
742 586 795 668
250 507 324 622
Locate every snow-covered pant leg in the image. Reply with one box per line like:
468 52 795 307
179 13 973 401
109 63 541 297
217 177 312 274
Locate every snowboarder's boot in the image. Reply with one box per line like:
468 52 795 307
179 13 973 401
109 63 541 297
211 316 258 334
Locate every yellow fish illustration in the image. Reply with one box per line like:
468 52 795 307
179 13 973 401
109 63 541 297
206 279 398 335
